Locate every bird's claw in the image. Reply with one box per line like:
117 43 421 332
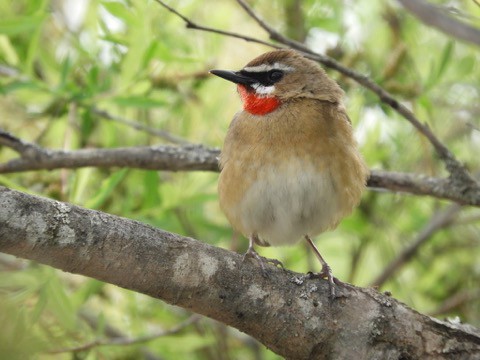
243 248 284 278
307 265 338 299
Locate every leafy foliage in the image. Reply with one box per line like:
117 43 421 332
0 0 479 358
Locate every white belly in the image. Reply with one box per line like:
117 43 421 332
236 162 341 246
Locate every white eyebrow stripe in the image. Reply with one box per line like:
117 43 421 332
243 62 294 73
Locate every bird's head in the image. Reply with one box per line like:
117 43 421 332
210 49 344 115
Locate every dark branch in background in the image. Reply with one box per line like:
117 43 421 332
397 0 480 47
1 186 479 359
429 290 480 317
77 310 164 360
155 0 480 200
50 314 200 354
1 128 480 206
370 203 462 288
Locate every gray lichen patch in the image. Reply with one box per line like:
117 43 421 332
53 201 71 225
198 251 219 280
247 284 269 301
56 224 76 245
173 251 221 287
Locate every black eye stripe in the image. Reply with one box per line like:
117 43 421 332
239 69 284 86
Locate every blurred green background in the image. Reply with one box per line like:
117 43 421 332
0 0 479 359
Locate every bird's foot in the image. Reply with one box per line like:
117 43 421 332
306 263 337 298
243 246 283 278
305 235 342 299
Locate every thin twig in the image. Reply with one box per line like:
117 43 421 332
370 203 462 287
49 314 201 353
0 129 47 158
90 107 190 144
153 0 279 48
0 129 35 155
397 0 480 47
429 290 480 316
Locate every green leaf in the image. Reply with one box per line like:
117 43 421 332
72 279 105 308
142 170 161 209
0 80 44 95
44 274 76 330
436 40 454 81
424 40 454 91
0 15 46 35
85 169 129 209
101 1 137 25
0 271 40 291
141 40 159 69
0 35 19 65
61 56 72 83
30 289 48 324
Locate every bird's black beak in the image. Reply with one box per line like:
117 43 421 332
210 70 256 86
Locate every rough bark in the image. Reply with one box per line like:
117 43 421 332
0 186 479 359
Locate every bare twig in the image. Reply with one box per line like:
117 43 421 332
153 0 279 48
0 129 44 157
90 107 190 144
397 0 480 47
75 310 164 360
50 315 201 353
370 203 462 287
429 290 480 316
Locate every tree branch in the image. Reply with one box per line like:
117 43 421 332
2 129 480 206
89 107 190 144
50 314 200 353
370 203 462 288
0 186 479 359
397 0 480 47
153 0 278 48
0 129 219 172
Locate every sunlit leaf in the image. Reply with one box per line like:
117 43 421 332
0 15 46 35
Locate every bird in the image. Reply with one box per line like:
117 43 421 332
210 49 368 297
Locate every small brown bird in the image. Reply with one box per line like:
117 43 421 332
211 49 368 297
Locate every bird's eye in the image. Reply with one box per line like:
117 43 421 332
268 70 284 82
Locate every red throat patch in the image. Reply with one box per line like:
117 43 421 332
237 85 281 115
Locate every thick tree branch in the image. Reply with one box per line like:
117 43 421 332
1 186 479 359
397 0 480 47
